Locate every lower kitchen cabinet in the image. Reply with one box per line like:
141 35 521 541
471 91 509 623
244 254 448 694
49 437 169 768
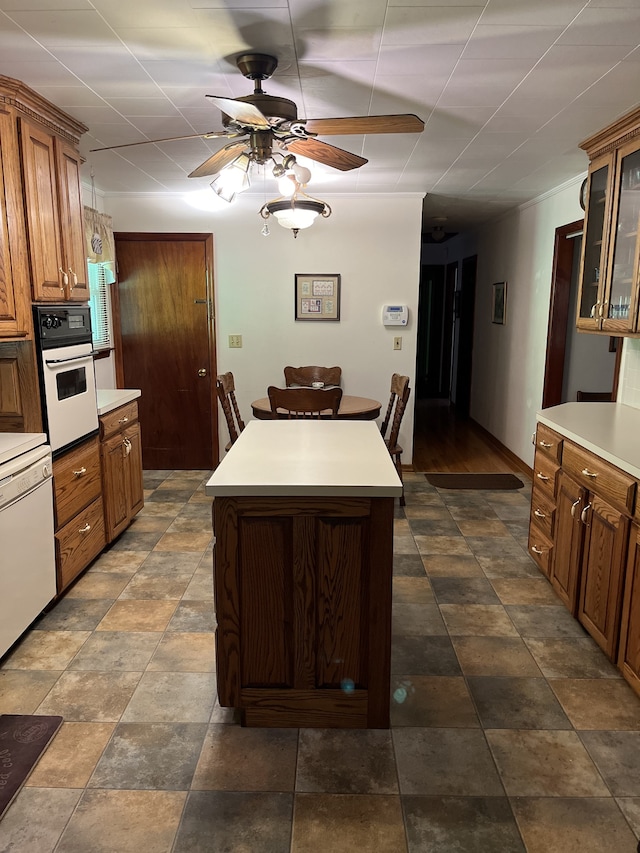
619 524 640 698
100 400 144 542
52 435 106 593
550 472 584 614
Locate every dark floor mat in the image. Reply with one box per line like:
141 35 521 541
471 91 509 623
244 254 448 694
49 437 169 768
0 715 63 819
425 473 524 490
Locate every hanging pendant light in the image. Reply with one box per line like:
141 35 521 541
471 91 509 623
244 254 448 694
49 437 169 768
259 177 331 238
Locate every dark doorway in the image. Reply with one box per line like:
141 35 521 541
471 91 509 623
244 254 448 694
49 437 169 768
417 264 450 397
453 255 477 418
113 233 218 470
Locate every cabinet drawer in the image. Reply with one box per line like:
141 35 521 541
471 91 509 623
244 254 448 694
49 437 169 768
55 496 106 592
530 486 556 539
532 451 559 500
535 423 563 463
528 527 554 578
53 436 101 528
100 400 138 440
563 441 635 515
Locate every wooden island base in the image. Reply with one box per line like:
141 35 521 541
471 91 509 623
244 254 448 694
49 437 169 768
213 493 394 728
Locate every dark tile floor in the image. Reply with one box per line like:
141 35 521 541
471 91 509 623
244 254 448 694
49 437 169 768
2 470 640 852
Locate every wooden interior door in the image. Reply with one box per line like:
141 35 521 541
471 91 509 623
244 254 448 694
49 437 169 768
113 233 217 470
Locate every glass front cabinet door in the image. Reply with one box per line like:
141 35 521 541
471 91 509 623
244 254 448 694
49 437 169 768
577 106 640 336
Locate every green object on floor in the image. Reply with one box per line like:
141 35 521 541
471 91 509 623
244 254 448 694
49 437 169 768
0 715 63 819
425 473 524 490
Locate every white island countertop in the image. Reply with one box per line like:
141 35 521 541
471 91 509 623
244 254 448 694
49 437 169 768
538 402 640 479
96 388 141 416
205 420 402 497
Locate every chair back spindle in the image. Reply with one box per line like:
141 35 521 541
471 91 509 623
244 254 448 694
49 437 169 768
267 386 343 419
216 372 245 450
283 365 342 387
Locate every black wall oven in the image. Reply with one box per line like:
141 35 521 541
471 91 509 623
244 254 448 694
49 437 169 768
33 305 99 457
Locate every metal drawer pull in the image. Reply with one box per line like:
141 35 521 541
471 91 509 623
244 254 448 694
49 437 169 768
581 503 591 525
570 498 581 518
539 441 552 449
73 467 87 477
536 472 549 481
534 509 546 519
531 546 544 555
78 523 91 533
582 468 597 478
68 268 78 287
118 416 129 424
59 267 69 286
123 438 132 456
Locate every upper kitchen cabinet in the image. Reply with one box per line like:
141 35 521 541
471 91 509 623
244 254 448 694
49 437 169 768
577 106 640 335
0 106 31 338
0 76 88 309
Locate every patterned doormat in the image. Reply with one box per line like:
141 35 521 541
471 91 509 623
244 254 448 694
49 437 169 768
0 715 63 819
425 473 524 490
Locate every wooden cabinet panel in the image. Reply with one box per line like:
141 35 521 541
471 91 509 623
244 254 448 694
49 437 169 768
618 524 640 697
54 139 88 301
550 472 585 614
534 423 563 463
578 493 629 660
19 117 65 302
563 441 636 514
99 404 144 542
52 436 101 528
214 494 393 728
100 400 138 440
530 486 556 540
533 451 559 501
55 496 106 592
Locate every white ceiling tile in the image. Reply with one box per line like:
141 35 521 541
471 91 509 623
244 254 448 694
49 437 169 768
93 0 200 28
31 86 107 108
288 0 388 29
512 45 631 101
0 60 82 87
0 20 54 61
573 63 640 108
138 59 227 88
115 27 221 62
295 28 382 62
461 24 564 59
377 44 463 76
0 0 90 8
103 98 181 118
482 0 587 27
557 7 640 46
6 10 121 47
382 5 484 45
71 104 139 125
193 7 294 53
423 106 496 138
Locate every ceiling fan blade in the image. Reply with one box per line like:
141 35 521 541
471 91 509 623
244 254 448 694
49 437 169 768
285 138 367 171
187 140 248 178
303 115 424 136
206 95 271 130
89 131 230 153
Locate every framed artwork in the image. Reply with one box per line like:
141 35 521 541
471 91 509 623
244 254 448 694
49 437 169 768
492 281 506 325
295 274 341 321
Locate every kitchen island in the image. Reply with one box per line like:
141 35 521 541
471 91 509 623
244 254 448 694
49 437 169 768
205 420 402 728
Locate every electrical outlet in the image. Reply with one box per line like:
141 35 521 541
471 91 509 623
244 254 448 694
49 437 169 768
228 334 242 348
393 336 402 351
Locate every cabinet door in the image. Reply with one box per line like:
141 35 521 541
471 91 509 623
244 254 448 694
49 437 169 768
55 139 88 301
618 524 640 697
0 107 30 338
18 117 65 301
124 422 144 517
577 153 614 330
602 138 640 333
551 472 585 615
101 432 129 542
578 492 629 659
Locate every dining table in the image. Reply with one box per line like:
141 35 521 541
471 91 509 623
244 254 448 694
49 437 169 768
251 392 382 420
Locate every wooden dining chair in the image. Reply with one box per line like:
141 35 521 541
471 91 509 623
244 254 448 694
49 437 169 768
267 386 343 418
380 374 411 506
283 365 342 387
216 372 245 451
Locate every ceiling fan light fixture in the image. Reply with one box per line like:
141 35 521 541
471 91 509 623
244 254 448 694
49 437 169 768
431 225 446 242
210 152 252 202
259 180 331 238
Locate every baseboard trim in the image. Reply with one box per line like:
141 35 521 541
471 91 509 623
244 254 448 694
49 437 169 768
469 418 533 480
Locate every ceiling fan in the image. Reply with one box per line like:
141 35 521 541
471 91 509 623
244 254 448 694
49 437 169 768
90 52 425 179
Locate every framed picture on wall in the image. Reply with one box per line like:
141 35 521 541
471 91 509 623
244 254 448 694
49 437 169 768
295 274 341 320
492 281 506 325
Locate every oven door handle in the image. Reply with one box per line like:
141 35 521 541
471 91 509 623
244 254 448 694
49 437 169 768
44 351 98 366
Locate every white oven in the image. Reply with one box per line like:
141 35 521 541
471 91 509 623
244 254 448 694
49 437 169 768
34 306 99 457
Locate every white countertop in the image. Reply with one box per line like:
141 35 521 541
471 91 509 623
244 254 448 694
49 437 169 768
205 420 403 497
538 402 640 479
96 388 141 416
0 432 47 466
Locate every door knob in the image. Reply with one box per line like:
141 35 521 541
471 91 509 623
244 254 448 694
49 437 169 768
198 368 207 377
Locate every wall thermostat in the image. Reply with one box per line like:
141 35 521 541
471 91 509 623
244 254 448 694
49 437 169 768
382 305 409 326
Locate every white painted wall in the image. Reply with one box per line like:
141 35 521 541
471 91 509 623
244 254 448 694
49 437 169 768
103 192 423 461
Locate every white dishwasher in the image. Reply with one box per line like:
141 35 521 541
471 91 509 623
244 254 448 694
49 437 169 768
0 433 56 659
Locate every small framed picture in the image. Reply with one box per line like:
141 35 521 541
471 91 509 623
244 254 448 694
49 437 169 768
492 281 506 325
295 274 341 320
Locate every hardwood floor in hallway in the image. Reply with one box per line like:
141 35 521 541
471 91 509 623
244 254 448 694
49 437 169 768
412 398 523 474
